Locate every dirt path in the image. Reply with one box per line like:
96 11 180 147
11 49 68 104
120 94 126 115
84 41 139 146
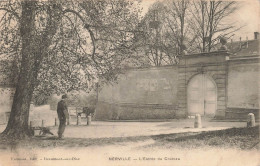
0 121 258 166
0 120 247 139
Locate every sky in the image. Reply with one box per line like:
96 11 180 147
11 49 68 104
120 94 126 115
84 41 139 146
232 0 259 40
140 0 259 41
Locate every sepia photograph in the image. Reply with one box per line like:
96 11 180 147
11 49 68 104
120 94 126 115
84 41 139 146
0 0 259 165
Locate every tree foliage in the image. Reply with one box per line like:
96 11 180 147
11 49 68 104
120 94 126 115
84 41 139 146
0 0 141 138
0 0 141 100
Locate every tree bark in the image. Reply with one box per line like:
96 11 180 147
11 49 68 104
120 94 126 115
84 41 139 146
201 1 206 52
1 1 62 139
2 1 37 138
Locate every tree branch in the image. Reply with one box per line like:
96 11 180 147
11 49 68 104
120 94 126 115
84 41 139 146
63 8 96 60
0 7 20 20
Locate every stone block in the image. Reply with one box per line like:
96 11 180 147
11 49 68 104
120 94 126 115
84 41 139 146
247 113 256 127
217 96 226 101
215 79 226 84
194 114 202 128
216 83 226 88
215 109 226 119
217 101 226 106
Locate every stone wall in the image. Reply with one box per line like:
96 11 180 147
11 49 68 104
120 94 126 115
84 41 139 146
96 51 259 120
226 56 260 119
96 101 178 120
227 57 259 108
96 51 230 120
96 66 179 120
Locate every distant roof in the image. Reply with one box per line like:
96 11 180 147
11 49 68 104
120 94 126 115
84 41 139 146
225 39 259 57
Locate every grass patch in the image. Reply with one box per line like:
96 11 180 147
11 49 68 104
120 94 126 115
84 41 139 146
0 134 150 150
148 126 259 150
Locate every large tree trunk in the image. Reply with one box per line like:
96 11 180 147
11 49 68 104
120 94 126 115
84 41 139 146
1 1 62 139
2 1 38 138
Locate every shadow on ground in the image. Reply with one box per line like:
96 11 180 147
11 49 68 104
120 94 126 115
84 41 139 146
0 126 259 151
148 126 260 150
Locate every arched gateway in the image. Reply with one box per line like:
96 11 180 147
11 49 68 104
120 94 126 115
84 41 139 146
187 74 217 117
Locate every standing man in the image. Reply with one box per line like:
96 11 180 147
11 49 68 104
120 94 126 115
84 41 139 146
57 94 69 139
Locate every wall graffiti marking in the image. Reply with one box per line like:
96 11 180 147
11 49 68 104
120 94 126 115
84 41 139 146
136 78 171 91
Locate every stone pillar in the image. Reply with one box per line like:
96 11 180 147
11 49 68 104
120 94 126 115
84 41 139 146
5 112 11 124
30 121 35 135
30 121 34 128
42 120 45 127
55 118 58 126
30 102 34 111
247 113 255 127
28 102 34 125
194 114 202 128
67 116 70 125
77 115 81 125
87 116 91 126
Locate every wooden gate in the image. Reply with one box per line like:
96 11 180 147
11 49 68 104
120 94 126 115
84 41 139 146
187 74 217 116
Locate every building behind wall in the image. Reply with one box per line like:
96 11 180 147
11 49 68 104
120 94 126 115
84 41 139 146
95 35 260 120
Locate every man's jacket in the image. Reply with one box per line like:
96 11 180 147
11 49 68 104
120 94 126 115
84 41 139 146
57 100 69 120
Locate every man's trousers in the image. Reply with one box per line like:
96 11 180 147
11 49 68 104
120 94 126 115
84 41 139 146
58 118 66 138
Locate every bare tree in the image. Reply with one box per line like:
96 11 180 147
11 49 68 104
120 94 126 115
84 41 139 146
135 2 178 66
166 0 190 55
189 0 239 52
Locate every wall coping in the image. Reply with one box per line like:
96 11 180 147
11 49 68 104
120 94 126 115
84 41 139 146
228 55 260 61
98 100 178 109
178 50 231 59
120 51 231 72
120 64 178 72
116 51 259 72
227 107 259 110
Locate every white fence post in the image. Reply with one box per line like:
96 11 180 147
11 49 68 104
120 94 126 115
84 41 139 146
247 113 255 127
194 114 202 128
87 116 91 126
77 115 81 125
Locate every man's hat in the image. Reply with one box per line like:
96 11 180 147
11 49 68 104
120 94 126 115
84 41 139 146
62 94 68 99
